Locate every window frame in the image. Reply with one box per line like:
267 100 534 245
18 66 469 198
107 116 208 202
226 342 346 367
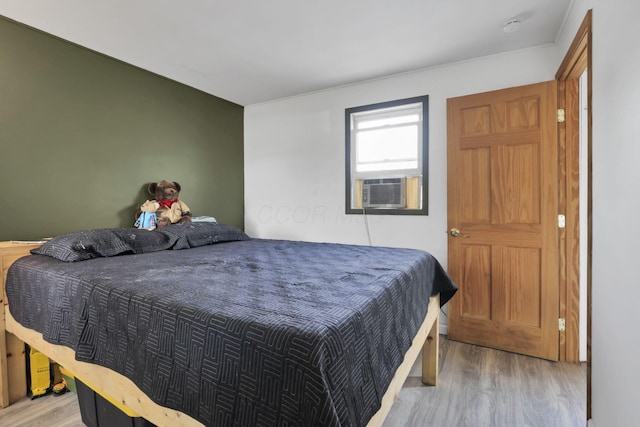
345 95 429 215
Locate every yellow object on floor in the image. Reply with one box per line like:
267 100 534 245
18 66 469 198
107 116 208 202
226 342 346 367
52 378 68 395
59 366 77 393
29 347 50 397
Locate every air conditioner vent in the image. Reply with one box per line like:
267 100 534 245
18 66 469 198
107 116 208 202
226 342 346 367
362 178 406 208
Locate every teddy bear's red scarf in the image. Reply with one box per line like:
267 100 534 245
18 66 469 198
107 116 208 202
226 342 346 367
158 200 180 208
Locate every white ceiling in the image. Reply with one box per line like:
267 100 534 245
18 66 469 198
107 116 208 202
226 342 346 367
0 0 573 106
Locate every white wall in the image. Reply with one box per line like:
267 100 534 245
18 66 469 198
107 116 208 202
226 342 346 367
245 47 557 335
245 1 640 425
245 47 557 262
589 0 640 426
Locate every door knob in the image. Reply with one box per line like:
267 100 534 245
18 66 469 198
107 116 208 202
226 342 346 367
450 228 470 238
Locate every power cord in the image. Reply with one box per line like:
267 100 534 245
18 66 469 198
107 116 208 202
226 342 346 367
362 208 373 246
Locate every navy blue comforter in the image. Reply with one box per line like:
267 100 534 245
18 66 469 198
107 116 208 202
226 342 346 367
7 238 456 426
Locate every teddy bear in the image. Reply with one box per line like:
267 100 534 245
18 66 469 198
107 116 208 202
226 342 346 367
147 180 192 228
134 200 160 230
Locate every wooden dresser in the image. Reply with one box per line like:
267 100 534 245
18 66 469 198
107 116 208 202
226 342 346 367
0 241 42 407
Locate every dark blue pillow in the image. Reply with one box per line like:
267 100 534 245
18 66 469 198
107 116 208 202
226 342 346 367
160 222 250 250
30 223 250 261
30 228 179 262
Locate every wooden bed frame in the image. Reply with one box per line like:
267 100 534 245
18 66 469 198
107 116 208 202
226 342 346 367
0 241 440 426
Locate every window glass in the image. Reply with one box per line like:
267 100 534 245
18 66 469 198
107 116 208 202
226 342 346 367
345 95 429 215
355 125 418 172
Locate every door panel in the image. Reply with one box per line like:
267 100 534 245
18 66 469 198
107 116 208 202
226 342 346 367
460 244 492 319
492 143 540 224
459 148 491 223
504 246 541 327
447 81 559 361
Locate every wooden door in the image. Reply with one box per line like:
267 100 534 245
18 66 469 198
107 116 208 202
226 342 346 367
447 81 559 361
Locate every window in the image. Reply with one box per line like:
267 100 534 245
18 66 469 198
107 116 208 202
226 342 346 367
345 95 428 215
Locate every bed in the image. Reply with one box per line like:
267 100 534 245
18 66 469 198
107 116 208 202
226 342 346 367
1 223 457 426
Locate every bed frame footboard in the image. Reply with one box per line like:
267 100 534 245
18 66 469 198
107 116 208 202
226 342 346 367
366 294 440 427
4 306 203 426
3 288 440 427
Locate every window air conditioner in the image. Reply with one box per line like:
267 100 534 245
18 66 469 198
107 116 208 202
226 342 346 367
362 178 406 208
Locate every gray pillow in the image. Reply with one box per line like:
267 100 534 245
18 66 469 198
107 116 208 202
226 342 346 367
30 228 179 261
162 222 250 250
30 223 249 261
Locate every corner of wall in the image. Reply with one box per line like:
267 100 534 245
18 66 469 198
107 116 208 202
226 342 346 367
439 323 448 336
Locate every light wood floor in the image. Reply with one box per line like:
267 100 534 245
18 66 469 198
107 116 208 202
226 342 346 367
383 337 586 427
0 337 585 427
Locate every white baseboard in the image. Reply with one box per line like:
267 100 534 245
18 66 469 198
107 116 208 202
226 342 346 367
587 419 595 427
439 323 448 336
439 304 449 336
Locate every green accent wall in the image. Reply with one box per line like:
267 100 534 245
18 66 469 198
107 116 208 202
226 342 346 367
0 17 244 241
